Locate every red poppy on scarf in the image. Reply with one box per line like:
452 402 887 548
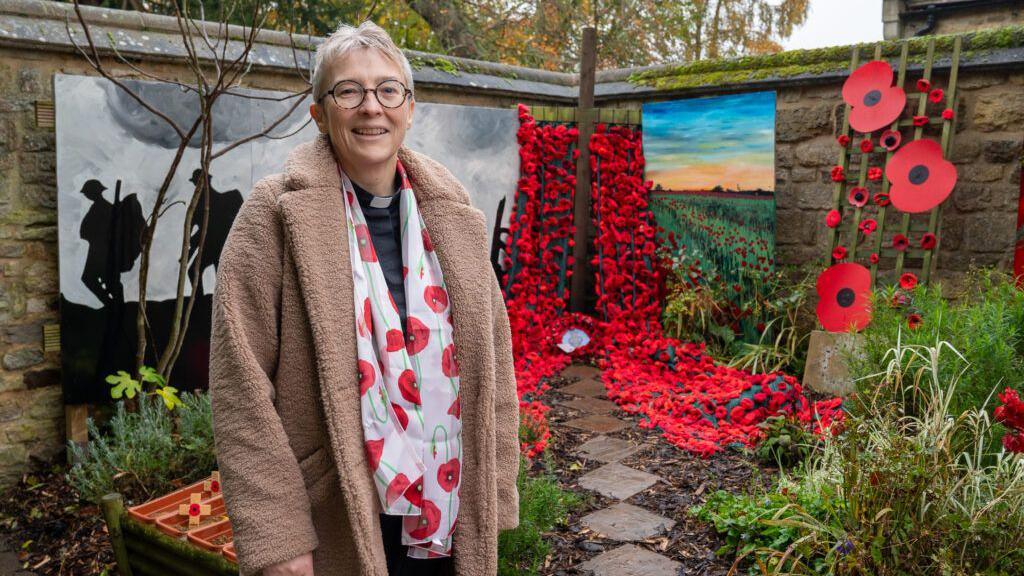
386 329 405 352
842 60 907 133
365 438 385 471
816 262 873 332
392 402 409 430
398 369 421 405
405 316 431 355
424 285 449 313
404 476 425 508
442 344 460 377
405 499 441 539
447 396 461 419
354 223 378 262
385 474 412 506
886 139 957 213
437 459 460 492
358 360 375 396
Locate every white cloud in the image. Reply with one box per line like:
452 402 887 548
782 0 885 51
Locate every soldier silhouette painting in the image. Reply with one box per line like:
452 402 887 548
78 179 145 307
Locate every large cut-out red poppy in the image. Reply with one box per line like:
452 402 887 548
842 60 907 133
885 139 957 213
816 263 872 333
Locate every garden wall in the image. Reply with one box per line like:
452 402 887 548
0 0 1022 488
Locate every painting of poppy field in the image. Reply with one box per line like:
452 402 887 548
642 92 777 337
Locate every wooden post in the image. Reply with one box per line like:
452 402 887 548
101 493 134 576
571 26 597 313
65 404 89 464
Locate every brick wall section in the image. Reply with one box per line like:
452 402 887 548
774 70 1024 285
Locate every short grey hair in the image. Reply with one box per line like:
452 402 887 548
312 21 415 102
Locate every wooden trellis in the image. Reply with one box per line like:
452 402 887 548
528 106 641 126
828 36 962 287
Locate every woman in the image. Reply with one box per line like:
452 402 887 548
209 21 520 576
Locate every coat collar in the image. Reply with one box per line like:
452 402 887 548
275 134 494 573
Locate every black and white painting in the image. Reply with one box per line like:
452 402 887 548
55 74 518 403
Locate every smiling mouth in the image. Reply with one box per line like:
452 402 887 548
353 128 388 136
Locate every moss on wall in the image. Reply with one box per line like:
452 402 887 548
628 25 1024 91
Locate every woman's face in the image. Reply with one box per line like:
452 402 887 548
311 47 415 169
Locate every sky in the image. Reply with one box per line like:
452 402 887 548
781 0 884 50
643 92 776 192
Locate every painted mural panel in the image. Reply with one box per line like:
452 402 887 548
56 74 517 403
642 91 777 337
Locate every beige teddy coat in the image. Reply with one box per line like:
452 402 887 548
209 134 520 576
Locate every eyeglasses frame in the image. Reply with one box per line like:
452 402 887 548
318 78 413 109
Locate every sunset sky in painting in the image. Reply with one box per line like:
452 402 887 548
642 92 776 192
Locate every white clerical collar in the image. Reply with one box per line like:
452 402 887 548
369 193 398 208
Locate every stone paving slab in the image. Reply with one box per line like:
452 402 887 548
561 364 602 380
575 435 640 463
560 378 607 398
564 414 627 434
558 396 618 414
578 462 660 500
578 543 682 576
582 502 676 541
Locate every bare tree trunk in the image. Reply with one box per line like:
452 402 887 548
406 0 481 58
708 0 724 59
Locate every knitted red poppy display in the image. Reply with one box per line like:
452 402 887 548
826 209 842 228
832 246 848 261
848 187 869 208
830 165 846 182
859 218 877 235
859 139 874 154
928 88 944 104
837 135 850 147
900 272 918 290
994 388 1024 453
920 233 937 250
873 192 891 207
886 139 958 213
892 234 909 251
867 167 883 181
912 115 929 127
942 108 954 120
916 78 931 92
816 263 872 333
842 60 907 133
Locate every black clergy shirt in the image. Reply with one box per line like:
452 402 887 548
351 173 408 330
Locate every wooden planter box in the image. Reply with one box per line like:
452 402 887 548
126 479 217 525
102 493 239 576
154 495 229 538
187 518 233 553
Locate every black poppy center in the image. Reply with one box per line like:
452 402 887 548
854 192 866 201
863 89 882 107
908 164 930 185
883 135 897 147
836 287 856 308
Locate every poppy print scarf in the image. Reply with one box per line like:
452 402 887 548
340 159 463 559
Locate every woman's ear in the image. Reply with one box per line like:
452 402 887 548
407 98 415 129
310 102 328 134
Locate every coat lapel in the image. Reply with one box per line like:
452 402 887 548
278 135 498 575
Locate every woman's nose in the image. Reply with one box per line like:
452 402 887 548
358 91 384 114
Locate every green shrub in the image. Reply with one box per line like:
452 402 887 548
67 393 216 504
753 415 819 467
498 452 582 576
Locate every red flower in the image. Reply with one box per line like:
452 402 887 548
437 458 460 492
891 291 909 308
880 129 902 151
355 223 377 262
848 187 868 207
832 246 848 261
386 329 405 352
385 473 411 506
928 88 944 103
867 167 883 181
869 253 880 264
912 115 929 127
442 344 460 377
842 60 907 133
398 369 421 405
941 108 954 120
826 209 842 228
916 78 931 92
907 313 923 330
404 475 425 508
447 396 461 419
892 234 909 251
920 233 937 250
837 134 851 147
405 316 430 355
859 139 874 153
405 498 441 539
424 285 449 313
830 165 846 182
392 402 409 430
816 262 873 333
358 360 376 396
421 228 434 252
900 272 918 290
365 438 385 471
859 218 877 235
886 139 958 213
873 192 891 206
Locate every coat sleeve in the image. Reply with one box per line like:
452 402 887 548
489 271 521 531
209 176 319 575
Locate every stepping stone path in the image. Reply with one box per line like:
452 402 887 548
557 364 682 576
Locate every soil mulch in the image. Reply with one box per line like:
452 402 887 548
532 370 775 575
0 464 115 575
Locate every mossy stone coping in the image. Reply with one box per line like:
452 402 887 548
627 25 1024 91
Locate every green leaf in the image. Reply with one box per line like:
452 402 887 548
139 366 166 387
152 386 182 411
106 370 140 400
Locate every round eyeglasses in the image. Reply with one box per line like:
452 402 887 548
320 79 412 109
